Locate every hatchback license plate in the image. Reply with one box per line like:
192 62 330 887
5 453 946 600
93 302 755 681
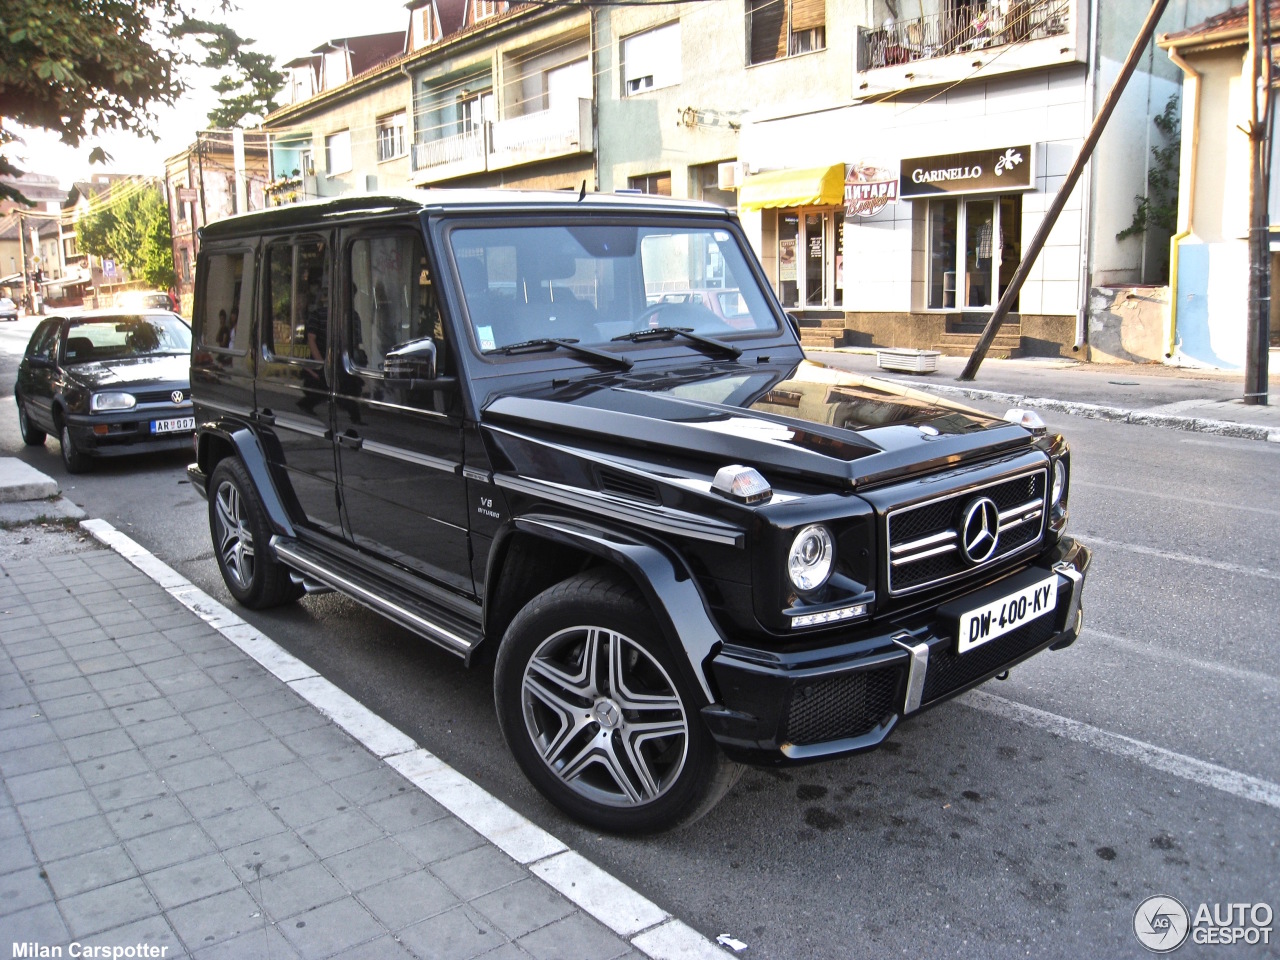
152 417 195 434
957 574 1058 654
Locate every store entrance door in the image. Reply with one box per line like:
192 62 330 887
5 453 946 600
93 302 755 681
776 209 844 309
928 194 1022 312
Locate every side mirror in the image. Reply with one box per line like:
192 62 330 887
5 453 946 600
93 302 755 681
27 356 53 369
382 337 457 394
385 337 437 380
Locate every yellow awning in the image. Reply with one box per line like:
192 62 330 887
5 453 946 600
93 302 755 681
737 164 846 212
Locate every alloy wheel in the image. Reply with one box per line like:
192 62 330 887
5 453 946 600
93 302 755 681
520 625 689 807
214 479 256 591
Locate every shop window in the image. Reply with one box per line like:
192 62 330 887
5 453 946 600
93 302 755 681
927 194 1021 311
748 0 826 65
629 172 672 196
623 22 681 96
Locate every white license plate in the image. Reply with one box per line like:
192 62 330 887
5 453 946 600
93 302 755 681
957 574 1058 654
151 417 195 434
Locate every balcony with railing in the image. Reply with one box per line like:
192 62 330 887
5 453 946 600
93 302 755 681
488 98 593 171
856 0 1076 90
411 128 488 184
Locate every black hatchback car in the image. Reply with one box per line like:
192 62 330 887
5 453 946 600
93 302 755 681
15 310 195 472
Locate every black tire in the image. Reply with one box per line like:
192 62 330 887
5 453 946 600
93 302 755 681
16 393 46 446
494 572 742 833
208 458 303 609
59 422 90 473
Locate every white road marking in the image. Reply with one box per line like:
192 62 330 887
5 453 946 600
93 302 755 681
80 518 708 960
1078 534 1280 581
963 690 1280 812
1082 626 1280 687
1073 480 1280 517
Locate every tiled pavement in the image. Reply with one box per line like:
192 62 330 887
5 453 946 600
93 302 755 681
0 545 658 960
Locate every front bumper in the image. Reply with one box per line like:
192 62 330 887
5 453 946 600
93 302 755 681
66 409 194 458
701 537 1090 764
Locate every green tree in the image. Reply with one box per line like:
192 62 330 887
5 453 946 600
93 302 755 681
76 182 176 289
1117 94 1181 242
177 20 285 128
0 1 279 203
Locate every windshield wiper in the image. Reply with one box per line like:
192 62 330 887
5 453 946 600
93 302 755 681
491 338 632 370
612 326 742 359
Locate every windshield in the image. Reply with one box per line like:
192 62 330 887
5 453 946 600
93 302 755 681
447 221 779 356
64 315 191 364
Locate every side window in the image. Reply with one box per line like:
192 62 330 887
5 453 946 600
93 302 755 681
28 320 60 360
264 238 329 361
348 234 445 375
199 250 254 354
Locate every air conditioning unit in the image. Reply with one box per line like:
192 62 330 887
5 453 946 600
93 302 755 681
718 161 749 191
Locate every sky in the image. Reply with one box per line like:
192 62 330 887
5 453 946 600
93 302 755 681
11 1 409 190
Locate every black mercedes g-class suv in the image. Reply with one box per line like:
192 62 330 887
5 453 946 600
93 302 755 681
188 190 1089 832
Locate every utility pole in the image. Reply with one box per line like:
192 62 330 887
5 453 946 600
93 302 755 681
960 0 1173 381
1244 0 1271 405
16 212 28 313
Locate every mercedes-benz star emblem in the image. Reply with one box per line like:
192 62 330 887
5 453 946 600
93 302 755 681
960 496 1000 564
592 700 621 730
171 390 185 404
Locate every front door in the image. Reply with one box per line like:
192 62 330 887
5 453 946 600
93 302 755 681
332 227 474 596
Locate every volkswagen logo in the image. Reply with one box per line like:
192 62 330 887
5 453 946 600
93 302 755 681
171 390 185 404
960 497 1000 564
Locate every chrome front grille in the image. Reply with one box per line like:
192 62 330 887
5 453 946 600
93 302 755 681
886 469 1047 595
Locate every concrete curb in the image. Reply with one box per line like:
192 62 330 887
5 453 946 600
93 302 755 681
893 381 1280 443
78 518 729 960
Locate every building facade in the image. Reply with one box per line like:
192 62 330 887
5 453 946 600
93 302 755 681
258 0 1237 359
164 132 270 313
1159 2 1280 369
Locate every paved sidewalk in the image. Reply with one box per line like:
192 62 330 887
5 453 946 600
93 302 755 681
810 348 1280 442
0 525 714 960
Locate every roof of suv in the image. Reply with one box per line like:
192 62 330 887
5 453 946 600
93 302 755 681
199 189 734 241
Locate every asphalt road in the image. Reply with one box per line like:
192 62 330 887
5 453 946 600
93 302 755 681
3 313 1277 959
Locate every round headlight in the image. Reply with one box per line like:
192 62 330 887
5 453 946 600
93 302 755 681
787 524 835 592
1051 458 1067 507
91 392 137 412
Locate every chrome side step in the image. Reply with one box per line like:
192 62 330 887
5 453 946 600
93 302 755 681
271 537 479 658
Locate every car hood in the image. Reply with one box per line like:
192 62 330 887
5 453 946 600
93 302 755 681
64 354 190 390
484 359 1033 489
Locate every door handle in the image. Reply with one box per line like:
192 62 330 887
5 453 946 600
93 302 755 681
338 432 363 450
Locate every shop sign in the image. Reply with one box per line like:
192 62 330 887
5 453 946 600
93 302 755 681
844 162 898 217
176 187 198 202
899 145 1033 198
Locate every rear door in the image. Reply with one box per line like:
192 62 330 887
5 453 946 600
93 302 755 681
331 225 474 596
254 234 343 536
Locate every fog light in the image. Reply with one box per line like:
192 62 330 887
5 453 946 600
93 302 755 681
790 603 868 628
93 425 109 435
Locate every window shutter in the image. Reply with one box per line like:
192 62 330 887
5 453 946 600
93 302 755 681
790 0 824 32
749 0 786 64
